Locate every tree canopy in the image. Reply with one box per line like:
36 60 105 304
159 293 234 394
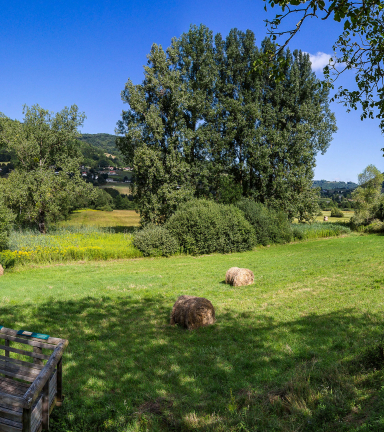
117 25 337 224
351 164 384 225
0 105 95 233
263 0 384 130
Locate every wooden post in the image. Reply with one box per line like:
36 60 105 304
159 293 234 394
22 407 32 432
42 380 49 430
56 358 63 406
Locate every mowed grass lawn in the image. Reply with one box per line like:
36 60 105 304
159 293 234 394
1 234 384 431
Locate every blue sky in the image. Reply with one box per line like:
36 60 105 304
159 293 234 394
1 0 383 182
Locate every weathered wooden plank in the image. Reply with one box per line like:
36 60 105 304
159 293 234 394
0 416 22 432
22 407 31 432
0 328 62 347
0 335 55 351
0 378 29 397
0 346 49 361
0 356 43 372
23 340 68 408
41 382 49 431
0 361 40 378
0 404 22 423
49 396 57 415
0 368 35 383
0 391 26 409
56 358 63 406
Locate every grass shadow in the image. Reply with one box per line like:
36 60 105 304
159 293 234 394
1 298 383 431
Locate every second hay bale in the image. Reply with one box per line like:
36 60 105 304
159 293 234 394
225 267 254 287
170 295 215 330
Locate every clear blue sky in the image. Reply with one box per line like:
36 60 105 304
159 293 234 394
1 0 383 182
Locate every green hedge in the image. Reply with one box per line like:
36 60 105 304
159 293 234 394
236 199 292 245
166 199 255 255
0 250 16 269
133 224 179 257
330 207 344 218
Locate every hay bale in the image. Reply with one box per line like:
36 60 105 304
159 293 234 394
0 265 3 276
170 295 215 330
225 267 240 284
225 267 254 287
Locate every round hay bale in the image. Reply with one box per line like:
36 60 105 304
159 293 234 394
170 295 215 330
225 267 254 287
225 267 240 284
0 265 3 276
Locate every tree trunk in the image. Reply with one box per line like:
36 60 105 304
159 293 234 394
38 210 46 234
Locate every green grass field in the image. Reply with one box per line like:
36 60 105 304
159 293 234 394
2 233 384 431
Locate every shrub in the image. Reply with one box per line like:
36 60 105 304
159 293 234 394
236 199 292 246
166 199 255 255
133 224 179 257
330 207 344 218
0 250 16 269
0 201 15 251
365 220 384 233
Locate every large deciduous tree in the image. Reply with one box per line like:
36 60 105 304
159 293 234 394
117 25 336 224
0 105 95 233
262 0 384 131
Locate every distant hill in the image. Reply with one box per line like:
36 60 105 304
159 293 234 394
313 180 358 190
79 133 119 155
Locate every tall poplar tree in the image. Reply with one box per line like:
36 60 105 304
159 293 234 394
117 25 337 224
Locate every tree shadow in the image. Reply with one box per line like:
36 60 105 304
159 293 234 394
0 298 382 431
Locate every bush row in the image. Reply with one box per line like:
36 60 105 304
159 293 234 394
133 199 296 257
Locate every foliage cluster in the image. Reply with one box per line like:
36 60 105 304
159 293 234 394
330 207 344 218
263 0 384 131
0 249 16 268
133 224 179 257
132 199 353 258
0 105 96 233
165 200 256 255
0 195 15 250
351 165 384 226
236 199 292 245
117 24 336 225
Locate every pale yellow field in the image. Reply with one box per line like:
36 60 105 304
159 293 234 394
315 210 354 223
99 183 132 195
60 209 140 229
293 210 354 224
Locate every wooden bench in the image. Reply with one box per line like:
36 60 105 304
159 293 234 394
0 326 68 432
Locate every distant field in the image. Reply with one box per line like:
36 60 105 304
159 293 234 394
99 182 132 195
293 210 354 224
59 209 140 229
316 210 354 223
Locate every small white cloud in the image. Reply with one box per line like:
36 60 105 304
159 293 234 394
306 52 332 72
